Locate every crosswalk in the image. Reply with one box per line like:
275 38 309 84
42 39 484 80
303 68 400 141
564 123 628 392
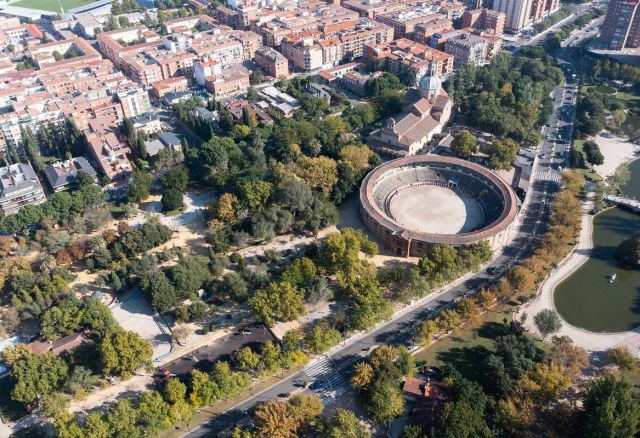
303 357 347 396
534 169 561 183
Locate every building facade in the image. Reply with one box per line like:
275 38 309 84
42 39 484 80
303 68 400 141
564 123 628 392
0 163 46 215
601 0 640 50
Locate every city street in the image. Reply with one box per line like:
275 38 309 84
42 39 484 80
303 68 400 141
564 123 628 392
181 76 580 437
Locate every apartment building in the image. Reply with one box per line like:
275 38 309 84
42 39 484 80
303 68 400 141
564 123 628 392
279 19 393 72
375 7 445 40
84 116 133 183
600 0 640 50
413 15 455 44
365 38 454 84
151 76 190 99
342 0 406 19
0 162 46 215
462 8 506 35
444 32 496 67
116 87 151 119
204 65 251 98
43 157 97 192
249 2 360 47
492 0 558 32
255 46 290 78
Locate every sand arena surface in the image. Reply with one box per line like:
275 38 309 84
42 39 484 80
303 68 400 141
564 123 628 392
388 185 483 234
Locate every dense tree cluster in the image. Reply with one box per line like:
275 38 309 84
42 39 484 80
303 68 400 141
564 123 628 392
350 345 413 425
0 183 104 234
446 52 562 145
85 217 172 272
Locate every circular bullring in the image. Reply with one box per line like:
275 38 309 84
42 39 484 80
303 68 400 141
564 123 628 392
360 155 519 257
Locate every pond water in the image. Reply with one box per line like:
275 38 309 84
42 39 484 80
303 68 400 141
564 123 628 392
554 159 640 332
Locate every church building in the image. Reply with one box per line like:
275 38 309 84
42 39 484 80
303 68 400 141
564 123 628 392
367 63 454 157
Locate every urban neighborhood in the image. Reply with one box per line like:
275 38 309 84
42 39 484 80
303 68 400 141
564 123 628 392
0 0 638 436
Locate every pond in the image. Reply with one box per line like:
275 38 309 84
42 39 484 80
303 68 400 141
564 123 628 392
554 159 640 332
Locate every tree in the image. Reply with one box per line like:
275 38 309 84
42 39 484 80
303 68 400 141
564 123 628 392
614 231 640 269
218 272 249 303
141 270 177 313
161 188 184 212
370 89 404 117
249 281 305 326
547 338 588 378
99 328 153 376
583 141 604 167
304 321 341 355
450 130 478 158
580 375 640 438
319 408 370 438
40 392 69 419
396 346 415 377
41 300 83 340
364 379 404 424
435 401 491 438
106 399 140 437
83 412 110 438
289 156 338 197
487 138 520 170
534 309 562 339
254 400 299 438
160 165 189 191
127 171 152 203
402 425 426 438
351 362 374 389
287 393 323 426
235 346 260 372
3 345 69 405
607 346 638 371
416 320 439 346
138 390 172 435
515 363 571 405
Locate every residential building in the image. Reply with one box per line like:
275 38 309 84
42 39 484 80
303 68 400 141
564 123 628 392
0 162 46 215
365 38 454 85
204 65 251 98
413 16 455 44
444 32 498 67
254 47 290 79
151 76 189 99
132 112 162 134
84 116 133 184
144 132 182 157
600 0 640 50
279 19 393 72
117 87 151 119
375 8 445 40
227 99 275 125
491 0 558 32
368 65 454 156
462 8 506 35
43 157 97 192
342 0 406 19
259 85 301 117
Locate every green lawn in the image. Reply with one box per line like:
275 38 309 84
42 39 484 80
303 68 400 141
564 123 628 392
590 85 616 95
11 0 98 12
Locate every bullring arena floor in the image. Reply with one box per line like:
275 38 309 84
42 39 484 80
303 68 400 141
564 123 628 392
388 185 483 235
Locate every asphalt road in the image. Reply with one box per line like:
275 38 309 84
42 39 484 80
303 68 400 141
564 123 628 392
181 78 579 437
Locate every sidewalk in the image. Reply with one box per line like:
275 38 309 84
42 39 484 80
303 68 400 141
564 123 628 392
517 197 640 355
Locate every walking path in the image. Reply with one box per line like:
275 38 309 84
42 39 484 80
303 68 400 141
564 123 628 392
517 197 640 355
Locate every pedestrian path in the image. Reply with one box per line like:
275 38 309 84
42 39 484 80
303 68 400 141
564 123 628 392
303 357 347 395
534 169 561 183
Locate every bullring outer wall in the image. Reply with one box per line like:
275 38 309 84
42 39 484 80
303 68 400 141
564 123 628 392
359 155 519 257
